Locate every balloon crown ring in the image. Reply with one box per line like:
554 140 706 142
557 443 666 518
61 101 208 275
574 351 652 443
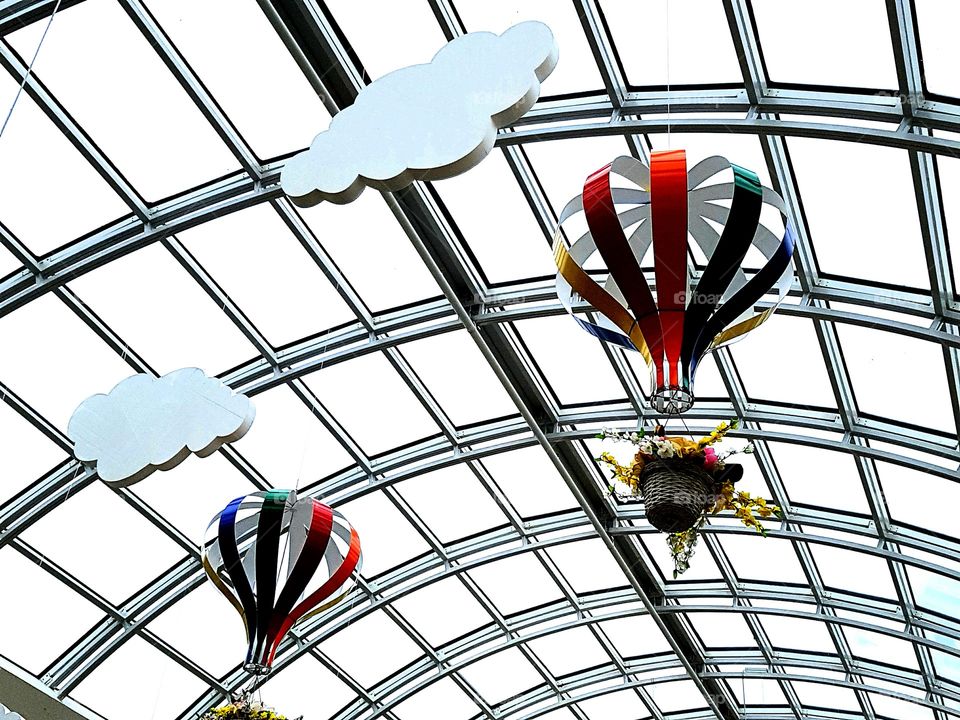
554 150 796 413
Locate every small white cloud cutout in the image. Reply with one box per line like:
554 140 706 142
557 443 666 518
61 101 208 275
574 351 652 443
281 21 558 207
0 704 24 720
68 368 256 488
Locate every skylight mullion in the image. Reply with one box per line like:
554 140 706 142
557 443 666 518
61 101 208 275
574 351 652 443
721 0 766 105
287 378 373 475
381 485 449 562
791 539 879 720
119 0 262 179
270 199 375 329
0 378 72 452
0 38 149 222
383 347 458 444
0 219 41 272
138 626 227 695
884 0 924 123
162 236 278 368
466 461 525 533
8 537 119 620
890 560 950 718
571 0 627 108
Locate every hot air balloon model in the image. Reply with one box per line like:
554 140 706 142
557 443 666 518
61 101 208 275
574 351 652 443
202 490 361 675
554 150 796 414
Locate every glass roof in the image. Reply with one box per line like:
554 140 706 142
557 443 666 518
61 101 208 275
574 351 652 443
1 1 959 719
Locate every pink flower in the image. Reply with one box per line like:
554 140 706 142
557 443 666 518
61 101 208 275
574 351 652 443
703 446 718 469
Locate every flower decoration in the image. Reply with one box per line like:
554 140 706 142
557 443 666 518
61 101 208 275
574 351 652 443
201 696 300 720
598 420 783 577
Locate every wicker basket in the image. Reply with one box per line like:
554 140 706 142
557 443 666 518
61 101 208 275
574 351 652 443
640 458 714 533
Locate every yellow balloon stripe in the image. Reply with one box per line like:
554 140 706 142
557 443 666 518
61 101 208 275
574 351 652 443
202 551 249 637
554 239 652 364
709 306 775 348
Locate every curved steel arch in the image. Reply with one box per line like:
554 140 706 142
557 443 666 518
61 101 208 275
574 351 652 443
1 0 960 719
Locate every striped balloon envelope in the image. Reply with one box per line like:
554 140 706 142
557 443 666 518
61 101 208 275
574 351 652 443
202 490 361 674
554 150 796 414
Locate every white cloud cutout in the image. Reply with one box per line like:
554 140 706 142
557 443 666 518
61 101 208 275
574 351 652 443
67 368 255 488
280 21 558 207
0 705 24 720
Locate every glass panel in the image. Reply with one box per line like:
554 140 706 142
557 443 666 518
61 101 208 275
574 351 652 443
719 535 807 584
9 0 239 202
809 543 897 599
0 75 128 256
791 680 863 712
434 149 555 283
394 676 479 720
731 677 790 707
299 192 442 312
730 315 837 409
936 155 960 292
0 294 134 428
259 655 356 719
395 464 510 543
546 538 630 594
647 680 707 713
479 446 579 518
459 647 543 705
148 582 247 678
468 552 563 616
750 0 897 89
390 576 493 646
526 625 611 676
234 385 353 485
843 625 919 670
145 0 332 159
914 0 960 99
178 204 357 347
338 490 432 577
877 460 960 537
688 611 755 650
0 545 103 673
760 614 838 654
524 136 632 216
769 442 870 514
320 609 422 686
454 0 604 95
906 566 960 621
641 529 723 583
836 323 955 433
787 138 927 289
575 689 651 720
71 635 209 720
324 0 447 81
869 692 935 720
514 315 626 405
20 481 186 604
68 243 259 375
131 451 257 544
599 615 672 658
302 352 441 455
399 330 516 426
0 400 69 503
599 0 742 87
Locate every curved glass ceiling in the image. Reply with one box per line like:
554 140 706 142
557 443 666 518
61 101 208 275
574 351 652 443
1 1 960 719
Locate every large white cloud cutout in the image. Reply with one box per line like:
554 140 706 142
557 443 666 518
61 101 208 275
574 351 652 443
0 704 24 720
67 368 256 488
280 21 558 207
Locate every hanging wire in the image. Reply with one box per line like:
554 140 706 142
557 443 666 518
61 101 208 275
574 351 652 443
0 0 63 142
